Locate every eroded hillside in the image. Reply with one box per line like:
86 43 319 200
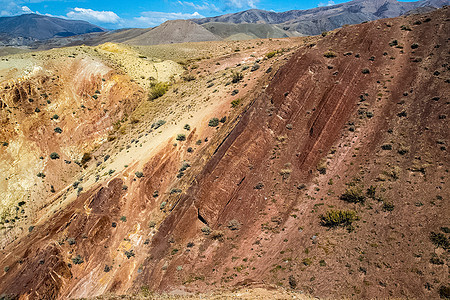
0 7 449 300
0 36 306 299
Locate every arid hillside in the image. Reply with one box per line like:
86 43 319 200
0 7 449 300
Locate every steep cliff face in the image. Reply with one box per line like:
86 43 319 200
0 8 448 300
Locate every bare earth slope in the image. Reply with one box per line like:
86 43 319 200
124 20 221 46
0 7 449 300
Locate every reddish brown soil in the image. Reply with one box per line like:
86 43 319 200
0 8 449 300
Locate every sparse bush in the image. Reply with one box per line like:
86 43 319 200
151 120 166 129
231 99 241 108
149 82 169 100
160 202 167 209
320 209 359 227
184 124 191 131
124 250 135 259
210 230 224 240
71 255 84 265
135 171 144 178
430 232 449 249
323 51 337 58
120 216 127 222
227 219 241 230
220 116 226 123
231 71 243 83
250 63 260 72
182 74 196 82
201 226 211 235
49 152 60 160
208 118 220 127
37 172 45 178
389 40 398 47
67 238 76 245
81 152 91 165
176 134 186 141
340 186 365 203
170 188 182 194
266 51 277 59
382 202 395 212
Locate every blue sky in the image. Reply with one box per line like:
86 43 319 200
1 0 421 28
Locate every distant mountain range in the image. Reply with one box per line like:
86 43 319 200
194 0 450 36
0 0 448 48
0 14 104 46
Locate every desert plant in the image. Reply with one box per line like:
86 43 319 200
54 127 62 133
323 51 337 58
361 68 370 74
382 202 395 212
81 152 91 165
184 124 191 131
250 63 260 72
49 152 60 160
430 232 449 249
227 219 241 230
135 171 144 178
208 118 220 127
176 134 186 141
149 82 169 100
320 209 359 227
71 255 84 265
151 120 166 129
124 250 135 259
182 74 196 82
341 186 365 203
231 71 243 83
266 51 277 58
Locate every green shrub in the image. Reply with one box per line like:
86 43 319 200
430 232 449 249
176 134 186 141
149 82 169 100
320 209 359 227
184 124 191 131
231 99 241 108
81 152 91 165
231 71 243 83
120 216 127 222
382 202 395 212
266 51 277 59
324 51 337 58
49 152 60 160
71 255 84 265
362 68 370 74
151 119 166 129
54 127 62 133
182 74 196 82
124 250 135 259
340 186 365 203
208 118 219 127
135 171 144 178
52 114 59 120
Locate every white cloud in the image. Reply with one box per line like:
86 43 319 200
132 11 204 27
318 1 335 7
66 7 120 24
176 1 220 12
0 1 35 16
227 0 258 9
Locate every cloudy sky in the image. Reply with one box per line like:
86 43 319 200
0 0 419 28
